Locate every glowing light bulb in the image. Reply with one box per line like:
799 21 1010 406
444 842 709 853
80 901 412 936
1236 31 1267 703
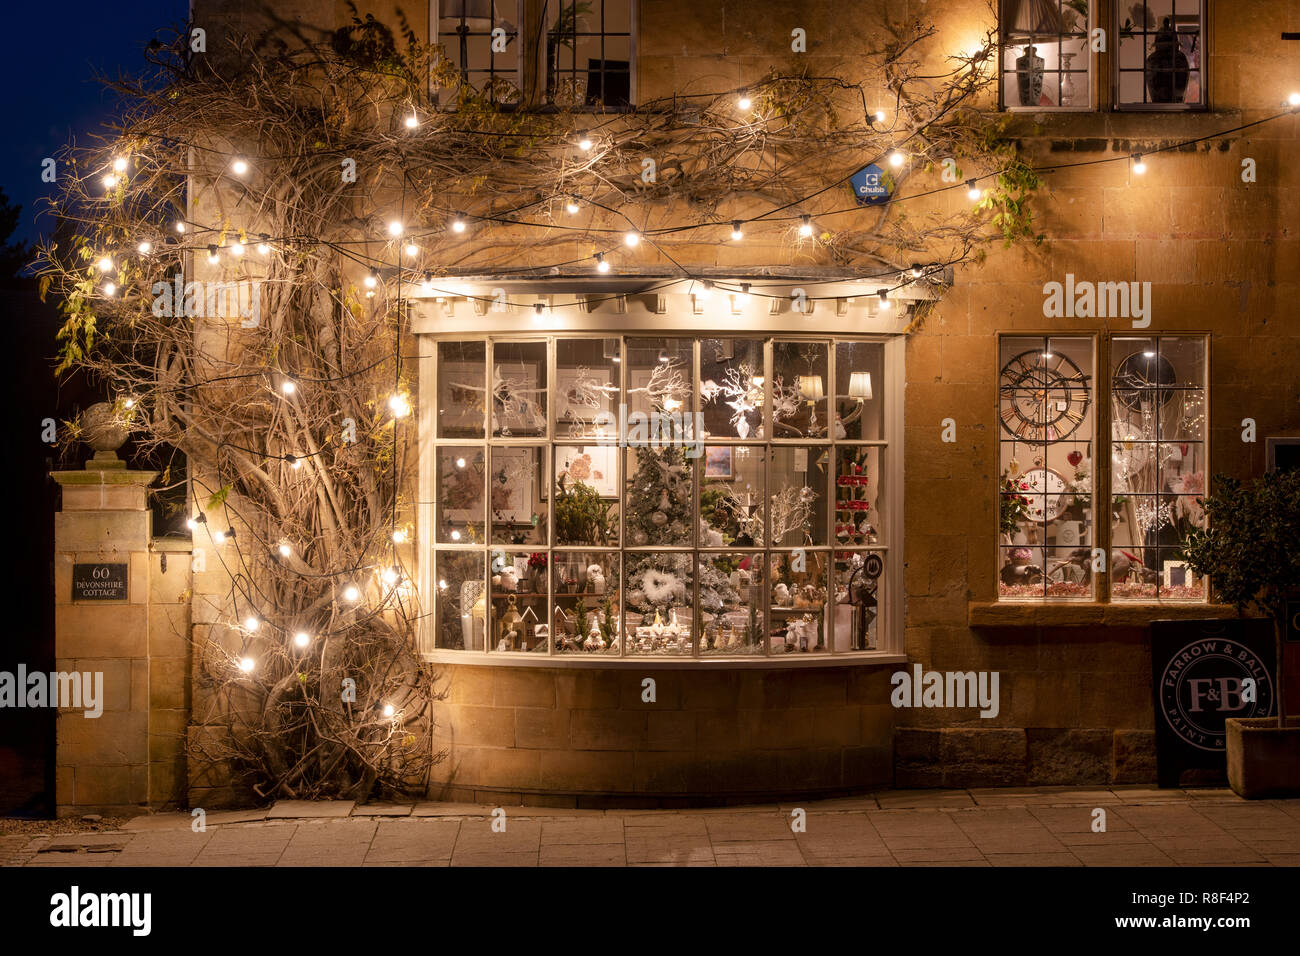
230 241 244 257
798 215 813 237
698 280 713 302
238 657 255 673
730 221 744 241
389 394 411 418
97 257 113 272
874 110 887 123
293 631 311 648
624 231 640 247
281 380 296 396
207 245 220 264
576 130 593 151
1289 92 1300 107
888 150 905 168
103 282 116 296
455 456 466 469
382 703 395 717
420 273 434 293
232 159 248 175
113 156 127 172
967 179 981 201
343 585 360 602
123 397 136 409
1132 153 1146 175
404 242 418 258
737 94 752 110
438 578 448 590
910 263 923 278
244 616 259 632
405 113 419 128
392 529 407 544
278 543 292 558
566 197 580 214
450 529 461 541
388 220 403 237
877 289 891 310
663 397 683 412
137 241 151 254
103 174 117 189
382 567 400 585
256 242 270 255
175 222 185 233
595 253 610 273
364 270 378 288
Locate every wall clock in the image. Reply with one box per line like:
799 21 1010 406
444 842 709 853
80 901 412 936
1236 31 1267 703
1019 467 1069 522
999 349 1090 442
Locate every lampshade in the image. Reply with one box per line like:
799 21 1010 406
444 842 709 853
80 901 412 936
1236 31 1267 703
848 371 874 401
1000 0 1063 37
441 0 496 27
797 375 825 401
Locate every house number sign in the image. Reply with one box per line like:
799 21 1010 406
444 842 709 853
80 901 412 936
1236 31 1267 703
72 563 128 601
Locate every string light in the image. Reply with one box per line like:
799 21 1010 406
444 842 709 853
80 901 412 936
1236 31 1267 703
697 280 714 301
382 704 396 717
112 156 128 172
214 527 235 544
244 616 259 632
293 631 311 648
174 222 186 233
278 542 292 558
187 514 206 530
364 269 378 288
451 213 467 234
737 94 752 110
387 220 403 237
1132 153 1146 175
381 567 400 585
230 241 244 257
102 174 117 189
404 242 419 258
231 158 248 175
438 578 448 590
576 130 593 151
877 289 891 310
207 245 219 264
624 231 641 247
392 529 407 544
136 241 151 254
798 215 813 237
888 149 905 167
1289 92 1300 108
455 456 466 468
238 657 255 673
565 196 581 214
342 585 360 602
594 252 610 273
103 282 116 296
404 113 419 128
450 529 461 541
730 220 744 241
874 109 887 123
97 256 113 272
420 271 434 293
967 178 981 201
389 394 411 418
256 241 271 255
280 379 296 396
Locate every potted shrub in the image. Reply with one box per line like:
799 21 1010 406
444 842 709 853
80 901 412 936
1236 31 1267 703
1181 469 1300 797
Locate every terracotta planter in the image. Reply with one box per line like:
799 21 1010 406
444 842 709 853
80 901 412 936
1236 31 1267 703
1225 717 1300 798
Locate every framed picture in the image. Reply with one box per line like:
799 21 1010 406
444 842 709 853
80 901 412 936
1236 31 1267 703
551 445 619 498
437 361 486 435
555 366 616 425
704 446 733 479
1163 560 1195 589
439 452 485 525
492 361 545 435
488 447 540 525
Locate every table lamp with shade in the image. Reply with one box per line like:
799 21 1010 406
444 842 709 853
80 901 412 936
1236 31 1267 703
1001 0 1064 106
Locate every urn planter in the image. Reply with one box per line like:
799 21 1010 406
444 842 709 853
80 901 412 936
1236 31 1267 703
1225 717 1300 798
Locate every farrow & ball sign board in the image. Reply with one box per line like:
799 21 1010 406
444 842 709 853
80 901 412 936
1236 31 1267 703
1150 618 1276 788
72 563 129 601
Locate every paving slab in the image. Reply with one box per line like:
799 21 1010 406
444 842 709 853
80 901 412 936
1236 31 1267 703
352 803 415 817
267 800 356 819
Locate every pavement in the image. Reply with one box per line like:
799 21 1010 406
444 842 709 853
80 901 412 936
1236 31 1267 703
4 787 1300 867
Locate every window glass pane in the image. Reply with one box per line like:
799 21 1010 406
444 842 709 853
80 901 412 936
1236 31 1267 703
769 445 830 547
999 0 1092 108
553 445 619 545
833 550 883 651
489 551 547 652
701 445 765 547
834 446 883 546
438 0 521 103
555 337 619 441
436 552 485 649
626 337 691 420
544 0 633 108
625 553 694 655
492 341 547 437
998 335 1095 600
773 341 829 439
625 444 694 547
700 338 764 439
770 550 829 653
700 553 764 656
438 341 486 438
1115 1 1204 108
489 445 545 545
438 446 485 543
551 551 620 654
835 341 884 440
1111 335 1207 601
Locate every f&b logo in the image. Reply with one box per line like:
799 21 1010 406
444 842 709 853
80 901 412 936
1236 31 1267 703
1158 638 1275 751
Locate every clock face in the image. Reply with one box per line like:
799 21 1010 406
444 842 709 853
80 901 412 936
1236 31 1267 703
1114 350 1177 411
999 349 1090 442
1019 468 1068 522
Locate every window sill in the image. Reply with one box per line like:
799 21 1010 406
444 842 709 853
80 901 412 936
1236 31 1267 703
968 601 1240 629
1000 108 1238 144
420 650 906 669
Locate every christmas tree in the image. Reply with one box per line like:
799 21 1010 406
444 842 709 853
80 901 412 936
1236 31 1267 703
624 443 739 627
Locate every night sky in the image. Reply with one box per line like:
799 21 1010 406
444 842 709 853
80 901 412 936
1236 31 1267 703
1 1 189 246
